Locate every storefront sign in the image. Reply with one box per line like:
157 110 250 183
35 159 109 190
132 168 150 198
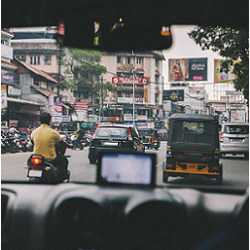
62 115 71 123
1 85 7 115
169 58 207 82
1 73 19 84
124 114 138 121
225 90 243 96
8 85 21 97
163 89 184 101
226 103 245 110
230 110 246 122
74 102 88 111
163 100 171 111
76 110 88 122
112 77 148 85
118 97 144 104
212 103 226 112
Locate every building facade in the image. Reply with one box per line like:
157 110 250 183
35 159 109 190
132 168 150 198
101 51 165 128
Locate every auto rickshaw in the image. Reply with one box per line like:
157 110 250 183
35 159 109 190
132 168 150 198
137 128 161 150
163 114 223 184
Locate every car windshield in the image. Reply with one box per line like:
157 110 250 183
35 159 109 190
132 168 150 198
224 125 249 134
96 127 127 137
1 24 248 192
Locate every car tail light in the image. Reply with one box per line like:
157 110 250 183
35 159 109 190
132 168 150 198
31 156 42 165
220 132 224 142
127 128 133 142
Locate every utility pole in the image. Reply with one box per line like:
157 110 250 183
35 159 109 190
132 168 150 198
57 42 62 96
132 51 135 125
101 76 104 122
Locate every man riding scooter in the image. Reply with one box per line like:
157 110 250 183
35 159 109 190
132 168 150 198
30 112 73 182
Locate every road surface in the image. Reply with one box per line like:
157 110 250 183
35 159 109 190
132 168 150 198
2 142 249 191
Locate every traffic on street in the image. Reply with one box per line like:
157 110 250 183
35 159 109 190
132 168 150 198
2 141 248 191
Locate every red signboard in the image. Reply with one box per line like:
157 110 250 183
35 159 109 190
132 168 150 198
74 102 88 111
112 77 148 85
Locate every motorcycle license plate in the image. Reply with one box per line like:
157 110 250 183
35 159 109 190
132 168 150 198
28 170 43 177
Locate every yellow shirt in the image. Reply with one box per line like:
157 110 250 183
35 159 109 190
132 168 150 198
31 124 61 160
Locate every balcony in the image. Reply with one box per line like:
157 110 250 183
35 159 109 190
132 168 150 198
1 44 13 60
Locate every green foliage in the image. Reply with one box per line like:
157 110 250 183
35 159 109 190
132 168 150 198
189 26 249 102
62 49 107 100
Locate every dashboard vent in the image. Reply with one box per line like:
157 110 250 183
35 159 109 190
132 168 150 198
2 194 9 226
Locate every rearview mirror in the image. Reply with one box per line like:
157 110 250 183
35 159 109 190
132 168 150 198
63 18 172 51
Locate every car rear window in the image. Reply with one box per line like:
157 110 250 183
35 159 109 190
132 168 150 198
139 130 154 136
96 127 128 137
183 122 204 134
224 125 249 134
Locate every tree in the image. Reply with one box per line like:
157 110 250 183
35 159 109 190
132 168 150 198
62 49 115 103
188 26 249 102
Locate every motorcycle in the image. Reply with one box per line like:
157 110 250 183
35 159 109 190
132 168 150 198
27 143 71 183
26 137 33 152
17 138 29 152
71 134 85 150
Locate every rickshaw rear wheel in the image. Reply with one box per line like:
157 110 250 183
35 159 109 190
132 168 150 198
215 176 223 184
163 174 169 183
215 164 223 184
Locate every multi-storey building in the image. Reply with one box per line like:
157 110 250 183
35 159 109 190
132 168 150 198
101 51 165 127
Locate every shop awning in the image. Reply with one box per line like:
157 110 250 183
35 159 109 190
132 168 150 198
7 97 41 106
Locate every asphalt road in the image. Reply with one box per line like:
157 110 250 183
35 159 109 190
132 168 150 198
1 142 249 191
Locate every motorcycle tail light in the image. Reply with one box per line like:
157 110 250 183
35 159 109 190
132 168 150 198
31 156 42 165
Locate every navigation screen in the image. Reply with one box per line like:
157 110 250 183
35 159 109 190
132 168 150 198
100 154 153 185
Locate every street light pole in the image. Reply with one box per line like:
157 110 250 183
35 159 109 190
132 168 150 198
132 51 135 125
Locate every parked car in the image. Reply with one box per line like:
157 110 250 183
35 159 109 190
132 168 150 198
220 123 249 158
88 124 145 164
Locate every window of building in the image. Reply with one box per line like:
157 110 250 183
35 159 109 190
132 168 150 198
1 39 9 46
125 57 131 64
156 59 159 68
15 55 26 62
155 75 159 84
33 80 40 86
117 56 121 64
137 57 143 64
30 56 40 65
44 55 52 65
155 93 159 103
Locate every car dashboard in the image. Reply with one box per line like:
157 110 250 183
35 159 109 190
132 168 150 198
1 183 248 250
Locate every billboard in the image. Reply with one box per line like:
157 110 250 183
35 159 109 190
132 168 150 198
214 59 236 83
163 89 184 101
169 58 207 82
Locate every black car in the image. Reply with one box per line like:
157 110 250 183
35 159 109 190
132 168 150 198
88 124 145 164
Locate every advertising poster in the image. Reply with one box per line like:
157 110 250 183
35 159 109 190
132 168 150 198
52 96 62 123
169 58 207 82
188 58 207 81
169 59 189 82
230 110 245 122
1 85 7 115
214 59 236 83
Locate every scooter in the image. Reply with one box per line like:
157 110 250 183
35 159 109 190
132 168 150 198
27 143 71 183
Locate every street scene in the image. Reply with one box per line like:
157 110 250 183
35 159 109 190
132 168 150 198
1 25 249 190
2 142 249 191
